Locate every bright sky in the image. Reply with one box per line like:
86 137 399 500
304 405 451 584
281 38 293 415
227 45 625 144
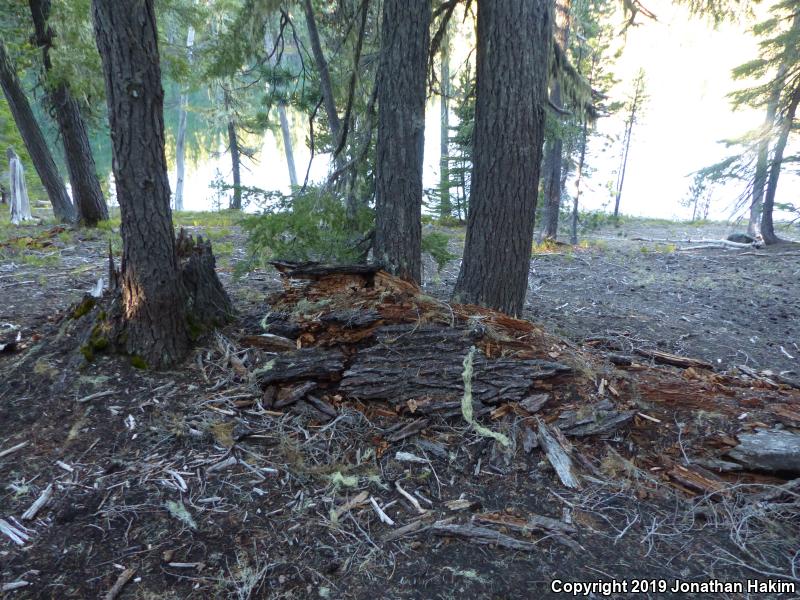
174 2 798 221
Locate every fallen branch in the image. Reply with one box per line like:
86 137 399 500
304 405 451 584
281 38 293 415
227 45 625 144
432 521 538 551
632 236 755 249
0 518 30 545
0 441 28 459
635 348 713 370
104 567 136 600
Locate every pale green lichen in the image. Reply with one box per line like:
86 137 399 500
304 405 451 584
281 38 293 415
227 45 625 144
461 346 511 448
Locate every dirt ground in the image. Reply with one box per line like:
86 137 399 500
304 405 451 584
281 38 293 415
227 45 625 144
425 220 800 378
1 216 799 599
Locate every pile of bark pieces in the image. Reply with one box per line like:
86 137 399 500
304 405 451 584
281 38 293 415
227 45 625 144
238 261 800 494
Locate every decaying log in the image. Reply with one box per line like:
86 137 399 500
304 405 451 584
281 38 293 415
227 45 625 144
271 261 383 280
727 430 800 475
339 325 570 405
634 348 713 370
320 309 382 329
256 348 347 386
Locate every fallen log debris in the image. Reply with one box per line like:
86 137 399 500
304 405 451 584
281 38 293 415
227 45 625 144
237 262 800 497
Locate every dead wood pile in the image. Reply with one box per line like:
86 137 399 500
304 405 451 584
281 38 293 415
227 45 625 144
234 262 800 495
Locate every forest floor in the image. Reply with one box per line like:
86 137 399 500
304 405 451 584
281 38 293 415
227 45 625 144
1 212 799 599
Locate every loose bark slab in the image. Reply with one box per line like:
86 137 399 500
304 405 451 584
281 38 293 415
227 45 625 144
339 325 570 405
560 410 635 437
256 348 346 386
727 430 800 475
520 394 550 413
273 381 317 409
537 419 580 488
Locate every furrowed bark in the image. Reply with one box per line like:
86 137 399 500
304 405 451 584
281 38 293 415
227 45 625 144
452 0 552 315
374 0 431 282
92 0 189 367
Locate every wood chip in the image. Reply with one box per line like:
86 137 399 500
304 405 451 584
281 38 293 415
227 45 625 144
22 483 53 520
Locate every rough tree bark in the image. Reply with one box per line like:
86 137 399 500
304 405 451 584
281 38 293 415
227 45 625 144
174 24 195 212
29 0 108 226
452 0 552 315
92 0 230 368
0 38 75 223
541 0 572 240
374 0 431 282
761 80 800 245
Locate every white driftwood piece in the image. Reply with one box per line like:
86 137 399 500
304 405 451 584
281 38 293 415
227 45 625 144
7 148 32 224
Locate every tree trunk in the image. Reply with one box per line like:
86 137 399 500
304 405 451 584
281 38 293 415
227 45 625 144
439 24 451 221
373 0 431 282
614 73 644 219
452 0 552 315
571 119 588 245
92 0 190 367
748 12 798 237
29 0 107 226
0 38 75 223
302 0 342 144
613 121 631 218
174 24 195 212
227 118 242 210
278 102 298 187
540 0 571 240
761 81 800 245
264 31 298 189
